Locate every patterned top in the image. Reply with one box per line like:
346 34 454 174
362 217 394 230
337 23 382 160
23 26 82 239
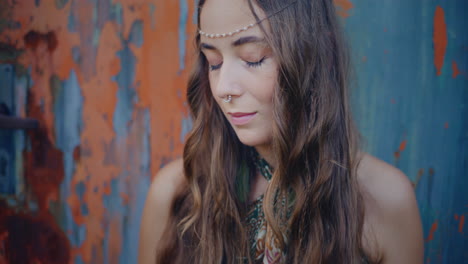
242 150 370 264
242 151 289 264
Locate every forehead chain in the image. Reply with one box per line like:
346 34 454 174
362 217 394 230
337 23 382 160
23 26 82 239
198 17 268 39
198 1 297 39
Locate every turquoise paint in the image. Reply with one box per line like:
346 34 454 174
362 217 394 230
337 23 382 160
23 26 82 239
67 1 76 32
113 43 137 139
110 2 123 26
193 0 199 24
55 0 69 10
74 255 85 264
13 74 28 196
119 108 152 264
129 20 144 48
150 4 156 30
180 114 192 143
52 70 86 248
346 1 467 262
72 46 81 64
102 178 125 215
75 181 89 216
178 0 188 71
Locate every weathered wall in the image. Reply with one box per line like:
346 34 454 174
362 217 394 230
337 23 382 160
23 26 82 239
343 0 467 263
0 0 466 263
0 0 196 263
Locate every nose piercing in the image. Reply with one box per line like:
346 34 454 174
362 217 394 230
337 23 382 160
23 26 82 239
223 95 232 103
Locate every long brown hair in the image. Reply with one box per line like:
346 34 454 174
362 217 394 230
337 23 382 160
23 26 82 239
156 0 380 263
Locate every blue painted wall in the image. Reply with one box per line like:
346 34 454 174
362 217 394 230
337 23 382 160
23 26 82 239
345 1 467 263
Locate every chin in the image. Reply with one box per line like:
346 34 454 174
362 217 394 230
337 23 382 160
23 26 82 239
235 130 271 148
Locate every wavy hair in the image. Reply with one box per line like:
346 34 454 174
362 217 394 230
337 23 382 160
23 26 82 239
156 0 381 263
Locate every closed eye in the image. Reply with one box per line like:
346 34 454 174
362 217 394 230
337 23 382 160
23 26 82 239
208 56 267 71
209 63 222 71
245 56 266 68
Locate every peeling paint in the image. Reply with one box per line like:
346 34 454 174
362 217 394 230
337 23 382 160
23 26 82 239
334 0 353 18
0 0 465 263
178 0 188 71
433 6 447 76
113 44 137 139
452 60 461 78
426 221 438 242
454 214 465 234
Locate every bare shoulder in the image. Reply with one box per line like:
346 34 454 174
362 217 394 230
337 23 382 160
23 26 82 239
358 154 415 208
138 158 186 264
357 153 424 264
147 158 186 201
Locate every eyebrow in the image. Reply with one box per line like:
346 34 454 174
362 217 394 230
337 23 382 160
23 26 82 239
200 36 266 51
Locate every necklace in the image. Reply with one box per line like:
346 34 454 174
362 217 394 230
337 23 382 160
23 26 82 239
251 149 273 181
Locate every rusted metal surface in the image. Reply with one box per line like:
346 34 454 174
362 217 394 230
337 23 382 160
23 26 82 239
0 0 466 263
0 0 195 263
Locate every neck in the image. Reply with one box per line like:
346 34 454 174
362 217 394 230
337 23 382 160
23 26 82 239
254 144 276 168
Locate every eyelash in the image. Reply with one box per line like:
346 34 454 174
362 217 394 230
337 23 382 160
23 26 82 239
209 56 266 71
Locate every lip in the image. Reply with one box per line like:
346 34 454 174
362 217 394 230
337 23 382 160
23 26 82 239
228 112 257 125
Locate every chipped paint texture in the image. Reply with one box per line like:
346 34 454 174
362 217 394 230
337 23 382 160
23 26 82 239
0 0 466 263
346 0 468 263
0 0 195 263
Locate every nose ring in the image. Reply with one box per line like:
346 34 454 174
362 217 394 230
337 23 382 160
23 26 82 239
223 95 232 103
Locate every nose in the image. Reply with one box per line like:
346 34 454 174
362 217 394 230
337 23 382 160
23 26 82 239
211 59 243 101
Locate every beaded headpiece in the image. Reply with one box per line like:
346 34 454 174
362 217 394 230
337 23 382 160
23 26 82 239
198 1 297 39
198 18 267 39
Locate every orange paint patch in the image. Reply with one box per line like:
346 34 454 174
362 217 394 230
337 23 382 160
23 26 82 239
433 6 447 76
456 214 465 234
394 140 407 159
120 192 130 205
399 140 407 152
334 0 354 18
425 221 438 242
452 61 461 78
444 122 449 129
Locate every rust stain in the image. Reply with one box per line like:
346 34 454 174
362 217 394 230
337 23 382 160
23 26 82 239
454 214 465 234
452 60 461 78
1 0 198 262
429 167 435 176
425 221 438 242
24 30 58 53
73 145 81 161
0 202 70 264
399 140 407 152
433 6 447 76
334 0 354 18
413 168 424 188
394 140 407 159
24 92 65 211
444 122 449 129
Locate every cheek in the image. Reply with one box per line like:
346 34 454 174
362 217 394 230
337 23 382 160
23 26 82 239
253 73 276 104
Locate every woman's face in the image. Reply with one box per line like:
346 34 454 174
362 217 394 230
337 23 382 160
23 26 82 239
200 0 278 149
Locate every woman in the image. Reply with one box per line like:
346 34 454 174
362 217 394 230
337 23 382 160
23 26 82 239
139 0 424 263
